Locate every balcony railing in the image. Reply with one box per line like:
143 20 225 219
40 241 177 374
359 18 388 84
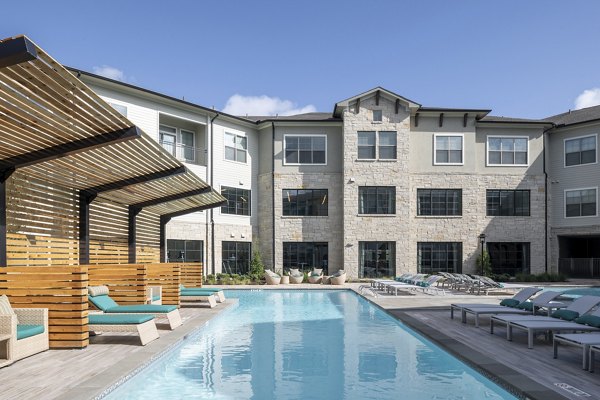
160 141 206 165
558 258 600 277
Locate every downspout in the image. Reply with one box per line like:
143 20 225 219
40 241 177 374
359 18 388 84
272 122 276 270
542 125 554 273
210 113 220 275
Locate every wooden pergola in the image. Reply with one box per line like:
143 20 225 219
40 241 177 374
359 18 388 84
0 35 224 348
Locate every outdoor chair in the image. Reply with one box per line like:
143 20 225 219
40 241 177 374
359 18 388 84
88 286 182 329
264 270 281 285
450 286 541 321
288 269 304 284
147 286 162 305
329 269 346 285
0 295 49 364
458 290 561 328
553 331 600 370
181 285 225 302
491 295 600 349
88 313 160 346
308 268 323 284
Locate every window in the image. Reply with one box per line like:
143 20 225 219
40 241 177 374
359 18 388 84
417 242 462 274
283 242 328 274
565 188 597 218
417 189 462 216
359 187 396 214
159 125 177 156
358 131 397 160
282 189 328 216
167 240 203 263
378 131 397 160
372 109 382 122
225 132 247 163
180 129 195 161
221 186 251 216
359 241 395 278
487 242 530 276
434 135 463 165
284 135 326 164
108 102 127 117
222 241 251 274
486 190 530 216
565 135 596 167
358 131 376 159
487 137 528 166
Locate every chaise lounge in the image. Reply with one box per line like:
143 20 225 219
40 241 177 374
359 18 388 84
88 313 160 346
88 286 182 329
181 285 226 303
0 295 49 366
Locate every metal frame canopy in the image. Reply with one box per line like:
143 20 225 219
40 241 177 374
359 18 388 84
0 35 225 214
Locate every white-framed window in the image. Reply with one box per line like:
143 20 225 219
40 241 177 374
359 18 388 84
159 124 196 161
564 187 597 218
159 125 177 156
372 109 382 122
283 134 326 165
357 131 397 160
564 134 597 167
487 136 528 166
434 134 463 165
224 132 247 163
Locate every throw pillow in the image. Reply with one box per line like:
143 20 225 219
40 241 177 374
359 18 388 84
551 309 579 321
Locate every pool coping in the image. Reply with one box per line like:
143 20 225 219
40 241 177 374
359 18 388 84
384 306 569 400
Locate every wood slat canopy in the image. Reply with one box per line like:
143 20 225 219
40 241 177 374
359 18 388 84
0 35 224 215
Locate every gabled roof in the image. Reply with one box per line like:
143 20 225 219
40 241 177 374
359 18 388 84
333 87 421 117
543 105 600 127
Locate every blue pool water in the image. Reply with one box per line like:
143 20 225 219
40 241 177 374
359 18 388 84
107 290 517 400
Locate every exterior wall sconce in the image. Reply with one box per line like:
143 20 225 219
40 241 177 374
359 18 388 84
348 177 355 183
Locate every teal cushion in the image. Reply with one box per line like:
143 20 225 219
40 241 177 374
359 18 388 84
106 304 177 313
310 273 320 277
552 309 580 321
575 315 600 328
16 324 44 340
89 314 154 325
500 299 520 308
181 289 216 296
151 295 161 301
89 295 119 311
516 302 535 311
191 288 222 293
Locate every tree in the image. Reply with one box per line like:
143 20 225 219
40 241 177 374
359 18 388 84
476 250 492 277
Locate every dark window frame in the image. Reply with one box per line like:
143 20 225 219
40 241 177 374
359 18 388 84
359 241 395 278
417 189 462 216
166 239 203 263
417 242 463 274
487 242 530 276
221 241 252 275
282 189 328 216
486 190 530 216
283 242 329 274
358 186 396 215
221 186 251 216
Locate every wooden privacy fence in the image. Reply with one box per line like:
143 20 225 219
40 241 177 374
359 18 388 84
0 265 89 349
180 262 203 288
147 263 181 306
87 264 147 306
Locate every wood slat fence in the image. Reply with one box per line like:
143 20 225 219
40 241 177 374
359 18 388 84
87 264 147 306
180 262 203 288
147 263 181 306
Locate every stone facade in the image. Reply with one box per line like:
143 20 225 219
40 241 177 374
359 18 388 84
257 173 274 269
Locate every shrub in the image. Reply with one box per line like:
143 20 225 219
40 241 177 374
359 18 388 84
514 272 568 282
476 250 492 277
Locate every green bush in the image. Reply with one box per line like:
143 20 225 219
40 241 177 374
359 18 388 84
476 250 492 277
514 272 568 282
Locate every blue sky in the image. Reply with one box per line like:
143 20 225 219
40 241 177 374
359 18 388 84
2 1 600 118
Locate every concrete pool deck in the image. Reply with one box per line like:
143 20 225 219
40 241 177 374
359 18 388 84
1 282 598 399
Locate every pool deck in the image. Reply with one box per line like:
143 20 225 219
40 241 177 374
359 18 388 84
1 282 599 399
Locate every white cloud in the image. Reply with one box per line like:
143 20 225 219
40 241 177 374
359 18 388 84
574 88 600 109
222 94 317 116
92 65 126 82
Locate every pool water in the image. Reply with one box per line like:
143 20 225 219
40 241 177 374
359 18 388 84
106 290 517 400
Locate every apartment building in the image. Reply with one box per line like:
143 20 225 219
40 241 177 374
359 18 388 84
74 69 599 279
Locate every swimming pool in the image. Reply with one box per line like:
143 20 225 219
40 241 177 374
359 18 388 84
106 290 517 399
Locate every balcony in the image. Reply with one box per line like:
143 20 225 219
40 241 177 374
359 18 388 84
160 141 206 166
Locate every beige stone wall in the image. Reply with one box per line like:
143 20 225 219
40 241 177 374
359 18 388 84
257 173 274 269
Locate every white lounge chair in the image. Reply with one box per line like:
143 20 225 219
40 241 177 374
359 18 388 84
88 314 160 346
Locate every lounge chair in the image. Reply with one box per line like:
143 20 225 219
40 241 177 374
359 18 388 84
88 286 182 330
308 269 323 284
179 291 218 308
329 270 346 285
554 330 600 370
495 296 600 349
288 268 304 284
264 269 281 285
589 344 600 372
384 275 445 296
450 286 541 322
181 285 225 302
490 295 600 337
458 290 563 328
88 314 160 346
0 295 49 364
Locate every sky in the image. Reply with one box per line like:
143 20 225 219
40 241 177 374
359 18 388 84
2 1 600 118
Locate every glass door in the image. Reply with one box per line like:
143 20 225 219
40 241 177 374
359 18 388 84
181 129 195 161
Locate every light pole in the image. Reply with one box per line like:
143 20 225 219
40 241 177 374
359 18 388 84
478 233 486 276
